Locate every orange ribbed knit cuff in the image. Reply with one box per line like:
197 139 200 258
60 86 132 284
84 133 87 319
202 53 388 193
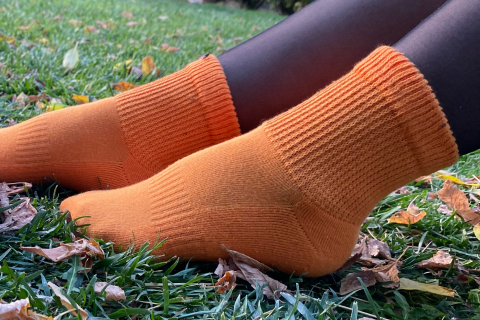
114 55 241 174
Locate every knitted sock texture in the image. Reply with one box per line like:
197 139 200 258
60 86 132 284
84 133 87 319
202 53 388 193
0 55 240 191
61 47 458 276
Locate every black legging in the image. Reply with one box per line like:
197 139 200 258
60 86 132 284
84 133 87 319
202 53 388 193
219 0 480 156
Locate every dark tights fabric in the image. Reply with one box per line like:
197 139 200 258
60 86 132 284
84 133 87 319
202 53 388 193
218 0 448 132
395 0 480 156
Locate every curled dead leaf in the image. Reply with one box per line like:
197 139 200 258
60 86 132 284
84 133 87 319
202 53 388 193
121 11 133 20
0 183 37 232
215 270 236 294
398 278 455 297
84 26 98 33
21 238 104 262
47 282 88 320
218 246 287 299
160 43 180 53
0 298 53 320
112 81 136 92
438 180 480 225
126 21 138 27
94 282 126 301
339 271 376 295
388 201 427 224
417 250 455 270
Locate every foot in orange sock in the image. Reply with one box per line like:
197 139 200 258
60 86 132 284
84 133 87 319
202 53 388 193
0 55 240 191
61 47 458 276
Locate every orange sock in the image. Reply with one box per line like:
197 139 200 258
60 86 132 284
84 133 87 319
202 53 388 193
0 55 240 191
61 47 458 276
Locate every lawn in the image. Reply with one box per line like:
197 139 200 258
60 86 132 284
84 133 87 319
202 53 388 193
1 0 480 319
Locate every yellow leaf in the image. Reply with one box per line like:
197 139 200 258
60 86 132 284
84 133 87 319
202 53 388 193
141 56 155 75
72 94 89 104
114 59 133 70
0 34 15 43
435 172 479 187
399 278 455 297
474 223 480 241
43 98 65 112
38 38 49 44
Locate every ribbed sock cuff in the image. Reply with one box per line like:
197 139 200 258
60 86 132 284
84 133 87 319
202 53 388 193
264 46 458 224
114 55 241 173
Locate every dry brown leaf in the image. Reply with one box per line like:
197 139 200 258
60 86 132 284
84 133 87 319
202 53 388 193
389 201 426 224
339 271 376 295
21 238 104 262
72 94 89 104
0 298 53 320
220 246 286 299
121 11 133 19
398 278 455 297
438 180 480 225
0 183 37 232
84 26 98 33
437 204 453 216
68 19 82 27
223 246 273 272
427 192 437 200
47 282 88 319
417 250 455 270
94 282 126 301
96 20 108 29
366 238 392 260
126 21 138 27
160 43 180 53
215 270 236 294
214 258 230 277
141 56 155 75
394 186 410 194
370 261 400 288
112 81 136 92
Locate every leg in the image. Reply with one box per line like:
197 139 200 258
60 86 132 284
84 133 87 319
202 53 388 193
394 0 480 155
219 0 448 132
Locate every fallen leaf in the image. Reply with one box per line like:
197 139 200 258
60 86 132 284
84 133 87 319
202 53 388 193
427 192 437 200
38 38 49 44
438 180 480 225
21 238 104 262
215 270 236 294
112 81 136 92
47 282 88 320
96 21 108 29
474 223 480 241
43 98 65 112
219 246 287 299
388 201 427 225
126 21 138 27
68 19 82 27
395 186 410 194
121 11 133 19
84 26 98 33
72 94 89 104
52 14 63 21
223 246 273 272
160 43 180 53
0 34 15 43
339 271 376 295
398 278 455 297
417 250 455 270
94 282 126 301
141 56 155 75
63 45 79 71
370 261 400 288
436 171 479 187
437 204 453 215
0 183 37 232
0 298 53 320
158 15 168 20
214 258 229 277
18 25 31 31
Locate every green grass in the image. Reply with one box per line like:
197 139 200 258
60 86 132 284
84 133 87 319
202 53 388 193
1 0 480 319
